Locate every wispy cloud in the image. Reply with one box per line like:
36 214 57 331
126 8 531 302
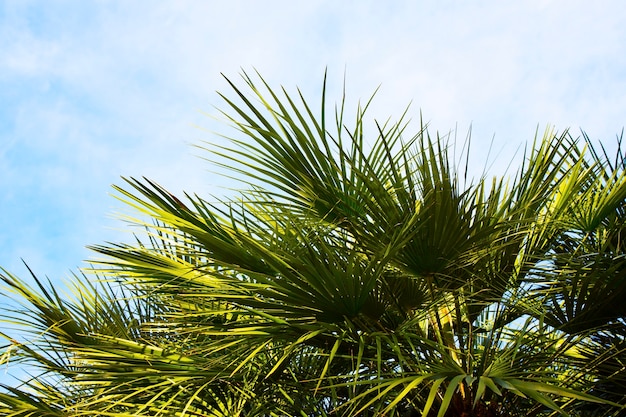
0 0 625 299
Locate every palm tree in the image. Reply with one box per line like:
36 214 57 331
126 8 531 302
1 72 625 416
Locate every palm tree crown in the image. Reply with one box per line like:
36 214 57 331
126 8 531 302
1 72 625 416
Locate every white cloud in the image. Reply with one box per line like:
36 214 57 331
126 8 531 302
0 0 625 289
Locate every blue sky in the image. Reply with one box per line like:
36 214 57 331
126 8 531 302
1 0 626 384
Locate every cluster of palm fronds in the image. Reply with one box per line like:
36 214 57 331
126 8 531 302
1 72 625 416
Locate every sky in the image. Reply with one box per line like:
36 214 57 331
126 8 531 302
1 0 626 385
